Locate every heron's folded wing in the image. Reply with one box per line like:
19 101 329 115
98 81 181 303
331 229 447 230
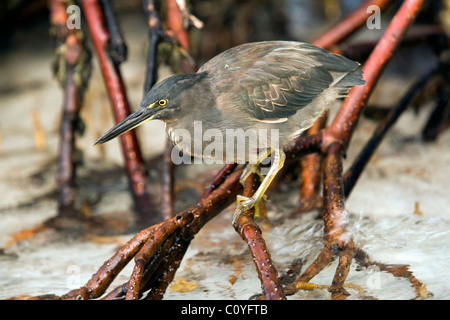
199 41 363 122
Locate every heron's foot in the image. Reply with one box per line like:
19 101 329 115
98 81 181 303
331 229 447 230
240 164 265 186
232 195 261 226
232 195 256 225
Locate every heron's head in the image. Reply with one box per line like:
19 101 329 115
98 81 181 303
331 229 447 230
94 72 207 145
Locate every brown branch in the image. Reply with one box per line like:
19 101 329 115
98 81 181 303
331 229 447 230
98 0 127 64
200 163 238 200
166 0 196 74
286 0 427 300
125 217 182 299
66 141 332 300
154 0 199 219
143 235 191 300
336 24 450 62
295 0 393 214
354 249 433 299
143 0 165 91
320 143 356 299
51 0 91 218
328 0 427 148
55 0 430 301
65 223 161 299
295 113 327 213
344 62 441 197
234 174 285 300
81 0 154 219
64 167 244 299
142 0 175 219
160 140 175 219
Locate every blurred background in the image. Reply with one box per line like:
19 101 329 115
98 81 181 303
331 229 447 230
0 0 449 300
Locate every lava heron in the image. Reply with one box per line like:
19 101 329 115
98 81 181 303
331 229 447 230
94 41 365 225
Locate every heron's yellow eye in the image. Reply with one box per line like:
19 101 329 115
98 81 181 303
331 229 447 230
158 99 167 106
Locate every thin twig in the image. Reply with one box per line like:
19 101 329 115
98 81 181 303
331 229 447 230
285 0 427 300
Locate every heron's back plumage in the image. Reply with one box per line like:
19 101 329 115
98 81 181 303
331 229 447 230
167 41 365 162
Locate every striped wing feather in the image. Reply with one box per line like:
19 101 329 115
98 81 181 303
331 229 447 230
198 41 362 121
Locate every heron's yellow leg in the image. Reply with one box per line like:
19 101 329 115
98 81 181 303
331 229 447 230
232 148 285 225
239 149 273 186
236 197 266 220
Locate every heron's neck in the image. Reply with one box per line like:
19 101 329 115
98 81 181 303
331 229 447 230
171 75 214 123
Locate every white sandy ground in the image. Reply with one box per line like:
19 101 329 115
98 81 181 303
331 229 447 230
0 13 449 300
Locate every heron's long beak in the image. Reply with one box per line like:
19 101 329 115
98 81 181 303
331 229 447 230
94 106 155 145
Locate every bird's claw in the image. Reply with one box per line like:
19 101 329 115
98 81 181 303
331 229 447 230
232 195 256 226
